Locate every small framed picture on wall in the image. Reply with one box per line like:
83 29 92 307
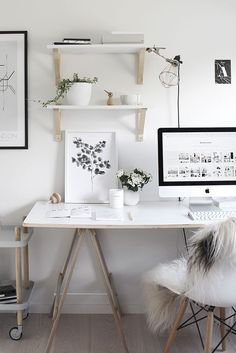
0 31 28 149
65 131 118 203
215 59 231 84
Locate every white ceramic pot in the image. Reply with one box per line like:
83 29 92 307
66 82 92 105
124 190 140 206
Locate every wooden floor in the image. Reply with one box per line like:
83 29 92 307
0 313 235 353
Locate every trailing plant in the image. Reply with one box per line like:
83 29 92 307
43 73 98 106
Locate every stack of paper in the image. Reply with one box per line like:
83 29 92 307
95 209 123 221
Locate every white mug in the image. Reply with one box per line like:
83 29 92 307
120 94 141 105
109 189 124 208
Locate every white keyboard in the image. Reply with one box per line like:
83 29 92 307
188 210 236 221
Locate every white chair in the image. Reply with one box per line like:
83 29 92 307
144 217 236 353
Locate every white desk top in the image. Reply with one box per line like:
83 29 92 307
23 201 206 229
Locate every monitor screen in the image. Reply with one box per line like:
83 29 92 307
158 127 236 198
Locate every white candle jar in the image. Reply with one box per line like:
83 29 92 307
109 189 124 208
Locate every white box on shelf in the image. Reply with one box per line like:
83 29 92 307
102 32 144 44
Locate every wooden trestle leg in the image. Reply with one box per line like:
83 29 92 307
89 229 129 353
45 229 85 353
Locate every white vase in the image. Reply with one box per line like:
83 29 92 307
124 190 140 206
66 82 92 105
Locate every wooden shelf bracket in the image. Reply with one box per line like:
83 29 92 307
54 109 61 142
136 108 147 142
137 48 145 84
53 48 61 85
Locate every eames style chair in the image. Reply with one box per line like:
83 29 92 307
144 217 236 353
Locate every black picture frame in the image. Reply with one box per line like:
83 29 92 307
0 31 28 149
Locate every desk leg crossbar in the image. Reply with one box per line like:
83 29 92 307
45 228 129 353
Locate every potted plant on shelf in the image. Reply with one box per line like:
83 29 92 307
116 168 152 206
43 73 98 106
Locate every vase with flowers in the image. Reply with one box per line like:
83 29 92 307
116 168 152 206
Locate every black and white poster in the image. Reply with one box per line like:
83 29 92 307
0 31 28 149
215 59 231 84
65 131 118 203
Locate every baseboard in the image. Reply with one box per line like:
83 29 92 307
29 303 112 314
29 293 144 314
30 303 144 314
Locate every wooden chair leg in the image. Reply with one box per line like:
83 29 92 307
203 308 214 353
220 308 226 351
163 297 189 353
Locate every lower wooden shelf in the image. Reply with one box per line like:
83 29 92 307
47 105 148 142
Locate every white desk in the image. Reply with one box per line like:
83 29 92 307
23 200 206 229
23 201 204 353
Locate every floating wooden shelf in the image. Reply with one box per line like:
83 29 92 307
47 43 146 85
47 44 148 142
46 104 147 110
47 105 147 142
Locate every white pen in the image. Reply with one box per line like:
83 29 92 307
128 212 133 221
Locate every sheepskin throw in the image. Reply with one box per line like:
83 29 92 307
144 217 236 333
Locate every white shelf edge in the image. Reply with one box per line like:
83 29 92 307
46 105 148 110
47 43 147 54
0 227 33 248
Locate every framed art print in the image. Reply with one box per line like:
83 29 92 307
65 131 118 203
215 59 231 84
0 31 28 149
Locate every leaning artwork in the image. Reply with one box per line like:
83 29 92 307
65 131 117 203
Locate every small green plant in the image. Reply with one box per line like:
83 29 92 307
43 73 98 106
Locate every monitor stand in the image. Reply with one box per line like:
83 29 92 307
188 197 220 212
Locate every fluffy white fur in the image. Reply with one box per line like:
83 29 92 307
188 217 236 275
143 258 187 332
144 217 236 333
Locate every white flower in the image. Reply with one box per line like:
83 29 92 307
116 169 124 178
131 173 143 185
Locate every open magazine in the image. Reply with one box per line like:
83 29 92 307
46 205 92 218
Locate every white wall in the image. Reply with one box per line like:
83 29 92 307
0 0 236 313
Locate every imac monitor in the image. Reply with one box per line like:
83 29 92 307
158 127 236 198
